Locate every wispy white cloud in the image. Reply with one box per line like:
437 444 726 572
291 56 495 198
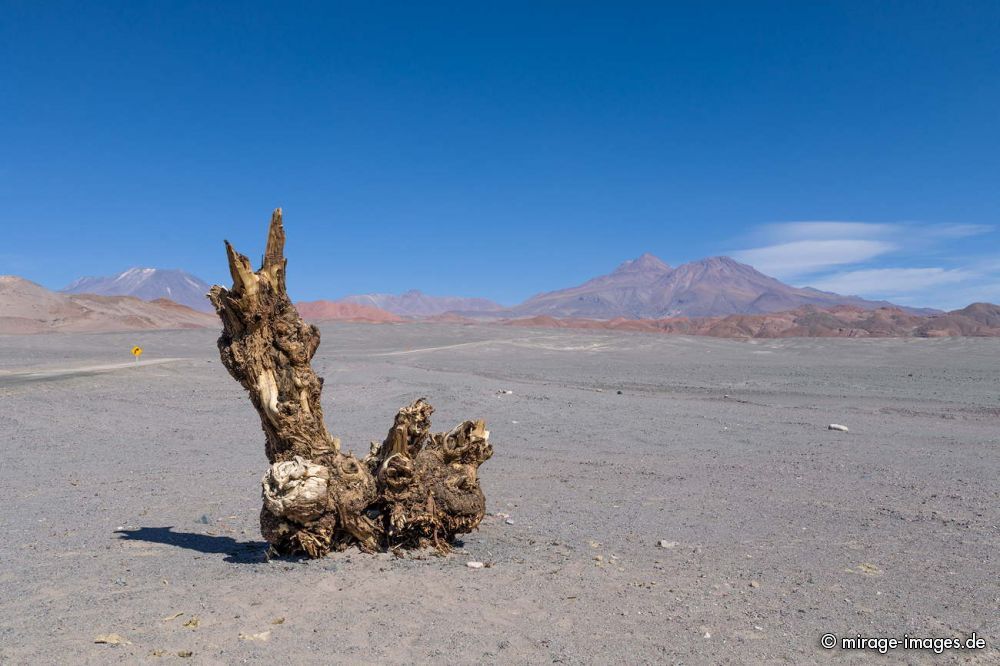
920 223 994 239
732 239 895 279
754 221 898 242
728 220 999 309
806 268 973 296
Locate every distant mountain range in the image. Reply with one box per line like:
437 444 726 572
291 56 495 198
29 252 994 338
501 254 936 319
55 254 940 322
5 257 998 337
339 289 502 317
0 276 215 334
62 268 213 312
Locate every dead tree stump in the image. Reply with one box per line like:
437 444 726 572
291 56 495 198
207 209 493 557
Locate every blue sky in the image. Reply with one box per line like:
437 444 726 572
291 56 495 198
2 1 998 309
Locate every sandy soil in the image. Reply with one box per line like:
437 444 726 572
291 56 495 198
0 324 997 664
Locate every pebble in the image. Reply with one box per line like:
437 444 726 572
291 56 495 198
828 423 849 432
616 390 623 395
466 561 485 569
657 540 677 549
593 555 603 562
749 580 760 588
94 634 130 645
505 518 514 525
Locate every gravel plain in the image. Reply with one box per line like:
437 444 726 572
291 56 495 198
0 323 997 664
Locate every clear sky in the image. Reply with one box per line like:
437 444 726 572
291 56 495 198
2 1 998 308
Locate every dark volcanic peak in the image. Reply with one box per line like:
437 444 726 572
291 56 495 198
505 253 928 319
611 252 672 276
62 268 213 312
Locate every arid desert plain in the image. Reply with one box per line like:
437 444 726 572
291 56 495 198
0 323 997 664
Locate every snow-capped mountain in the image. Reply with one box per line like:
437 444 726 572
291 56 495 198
1 275 215 334
62 268 213 312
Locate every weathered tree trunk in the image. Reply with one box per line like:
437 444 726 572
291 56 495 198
207 209 493 557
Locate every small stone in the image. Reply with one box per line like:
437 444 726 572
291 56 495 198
505 518 514 525
828 423 849 432
657 540 677 549
749 580 760 588
94 634 130 646
466 561 485 569
703 632 711 639
616 390 623 395
177 651 193 658
593 555 603 562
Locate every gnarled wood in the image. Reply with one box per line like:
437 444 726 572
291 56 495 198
208 209 492 557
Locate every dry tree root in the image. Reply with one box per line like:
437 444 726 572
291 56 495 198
208 209 493 558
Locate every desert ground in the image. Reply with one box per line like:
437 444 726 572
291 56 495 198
0 323 997 664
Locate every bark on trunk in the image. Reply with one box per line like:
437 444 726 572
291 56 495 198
207 209 492 557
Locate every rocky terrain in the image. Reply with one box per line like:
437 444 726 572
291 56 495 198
0 324 996 663
0 276 215 334
503 303 1000 338
62 268 214 312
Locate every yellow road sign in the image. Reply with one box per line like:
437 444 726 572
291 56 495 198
131 346 143 359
